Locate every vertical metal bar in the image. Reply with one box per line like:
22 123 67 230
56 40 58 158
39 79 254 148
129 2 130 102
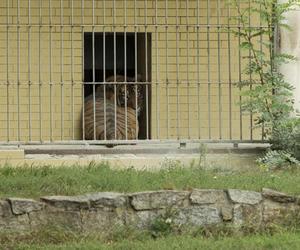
81 0 85 140
227 1 232 140
134 0 138 139
17 0 20 142
124 0 128 140
39 0 42 142
260 1 264 141
103 0 107 140
6 0 9 142
93 82 96 140
71 0 74 140
60 0 64 141
81 82 85 140
155 0 160 139
49 0 53 141
217 0 222 140
103 79 106 140
28 0 32 141
92 0 96 140
249 0 253 141
103 82 107 140
145 0 149 140
207 0 211 139
197 0 201 139
165 0 169 139
238 0 243 141
113 0 117 140
176 0 180 139
186 0 190 139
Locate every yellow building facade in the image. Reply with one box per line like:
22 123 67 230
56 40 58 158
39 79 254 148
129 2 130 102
0 0 262 143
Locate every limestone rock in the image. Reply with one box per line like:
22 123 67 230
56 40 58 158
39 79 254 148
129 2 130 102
82 209 124 231
125 209 163 229
221 206 233 221
46 210 82 231
175 206 221 226
130 190 189 210
83 192 127 208
28 210 49 229
228 189 262 205
40 195 89 211
0 214 30 231
190 189 227 205
0 200 13 230
263 199 299 224
0 201 30 231
0 200 12 217
8 198 44 215
233 204 262 227
262 188 296 203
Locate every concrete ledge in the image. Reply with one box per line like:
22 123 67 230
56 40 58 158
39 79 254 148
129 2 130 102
24 147 266 155
0 149 24 160
22 143 268 155
15 153 257 171
0 143 267 170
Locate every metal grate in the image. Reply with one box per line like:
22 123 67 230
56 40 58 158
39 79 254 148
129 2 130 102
0 0 265 145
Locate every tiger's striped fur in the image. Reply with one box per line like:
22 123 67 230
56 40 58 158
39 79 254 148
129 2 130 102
105 74 143 111
83 76 140 140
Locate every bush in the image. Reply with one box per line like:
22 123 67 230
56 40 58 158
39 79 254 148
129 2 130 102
271 118 300 160
257 150 299 170
229 0 300 167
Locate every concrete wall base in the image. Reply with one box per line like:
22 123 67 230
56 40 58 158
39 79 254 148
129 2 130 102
0 143 267 170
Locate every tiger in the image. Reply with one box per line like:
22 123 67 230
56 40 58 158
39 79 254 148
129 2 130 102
83 75 143 141
105 74 143 113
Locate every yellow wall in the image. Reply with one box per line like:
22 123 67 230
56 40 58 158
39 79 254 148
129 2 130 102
0 0 262 142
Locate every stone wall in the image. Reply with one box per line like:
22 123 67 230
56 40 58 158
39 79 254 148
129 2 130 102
0 188 299 232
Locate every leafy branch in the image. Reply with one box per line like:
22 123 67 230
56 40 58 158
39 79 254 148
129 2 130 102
229 0 300 165
229 0 298 138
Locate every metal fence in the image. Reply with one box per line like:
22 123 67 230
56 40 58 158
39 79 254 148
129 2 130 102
0 0 264 145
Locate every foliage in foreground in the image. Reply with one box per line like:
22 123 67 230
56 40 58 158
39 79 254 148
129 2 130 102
257 149 300 170
0 163 300 198
229 0 300 166
2 223 300 250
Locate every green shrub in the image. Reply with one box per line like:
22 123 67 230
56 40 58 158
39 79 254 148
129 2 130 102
271 118 300 159
229 0 300 166
150 208 179 238
257 150 299 170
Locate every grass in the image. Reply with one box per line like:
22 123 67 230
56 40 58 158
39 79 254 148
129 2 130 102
0 162 299 198
3 227 300 250
18 232 300 250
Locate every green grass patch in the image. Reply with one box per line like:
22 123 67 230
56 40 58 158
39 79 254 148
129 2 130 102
0 162 299 198
3 227 300 250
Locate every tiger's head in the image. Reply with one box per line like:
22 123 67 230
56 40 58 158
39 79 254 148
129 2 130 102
105 75 144 115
